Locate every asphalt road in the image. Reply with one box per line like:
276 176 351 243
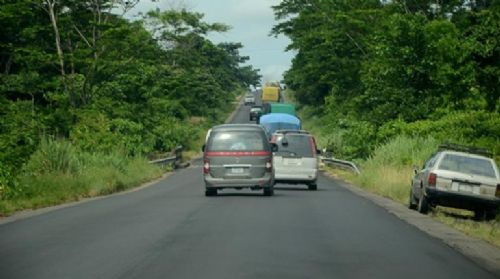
0 94 496 279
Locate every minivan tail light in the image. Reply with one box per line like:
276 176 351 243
428 173 437 187
270 135 277 143
203 160 210 174
496 184 500 198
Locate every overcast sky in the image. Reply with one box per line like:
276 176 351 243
130 0 294 83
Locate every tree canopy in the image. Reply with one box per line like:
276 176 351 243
0 1 261 178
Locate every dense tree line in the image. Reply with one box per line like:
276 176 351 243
272 0 500 159
0 1 260 189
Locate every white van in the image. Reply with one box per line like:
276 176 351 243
271 130 320 190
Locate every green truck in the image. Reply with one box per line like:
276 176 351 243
262 103 296 116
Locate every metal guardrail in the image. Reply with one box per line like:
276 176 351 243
322 157 361 175
149 145 183 169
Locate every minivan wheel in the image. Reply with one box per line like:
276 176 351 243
263 188 274 196
205 189 217 197
417 194 429 214
409 188 418 210
308 183 317 191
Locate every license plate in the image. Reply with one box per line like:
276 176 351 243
231 168 244 174
459 184 473 193
284 158 299 165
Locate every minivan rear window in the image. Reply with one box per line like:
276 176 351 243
275 134 314 158
207 131 267 151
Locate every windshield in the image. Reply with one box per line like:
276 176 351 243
438 154 498 178
274 134 315 158
207 131 268 151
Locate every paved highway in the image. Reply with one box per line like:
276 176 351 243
0 95 496 279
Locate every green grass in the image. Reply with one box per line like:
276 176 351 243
0 140 163 216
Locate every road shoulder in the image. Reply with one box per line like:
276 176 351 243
322 171 500 277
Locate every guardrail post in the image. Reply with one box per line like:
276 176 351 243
174 145 183 169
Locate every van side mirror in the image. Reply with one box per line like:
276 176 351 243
316 149 321 155
413 165 418 175
271 143 278 152
202 144 206 152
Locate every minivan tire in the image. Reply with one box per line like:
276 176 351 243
205 189 217 197
308 183 317 191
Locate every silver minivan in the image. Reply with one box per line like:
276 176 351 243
202 124 276 196
271 130 320 190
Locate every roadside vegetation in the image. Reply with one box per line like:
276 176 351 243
274 1 500 246
0 1 260 216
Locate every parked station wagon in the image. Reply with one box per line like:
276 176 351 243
410 144 500 220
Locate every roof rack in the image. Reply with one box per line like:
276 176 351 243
273 129 310 135
438 143 492 158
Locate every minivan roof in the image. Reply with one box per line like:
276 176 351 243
210 124 265 131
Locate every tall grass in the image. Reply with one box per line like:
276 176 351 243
350 136 439 202
0 139 163 216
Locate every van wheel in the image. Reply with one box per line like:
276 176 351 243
417 194 429 214
205 189 217 197
308 183 317 191
263 188 274 196
409 187 418 210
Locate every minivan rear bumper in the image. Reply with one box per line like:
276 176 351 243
204 174 274 189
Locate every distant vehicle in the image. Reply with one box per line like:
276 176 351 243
409 144 500 220
244 94 255 105
249 105 263 121
272 130 320 190
202 124 277 196
270 103 295 116
261 103 295 116
261 86 280 103
259 113 301 137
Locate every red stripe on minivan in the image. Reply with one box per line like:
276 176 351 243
205 151 271 156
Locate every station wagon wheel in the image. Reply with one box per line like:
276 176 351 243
263 188 274 196
417 194 429 214
473 209 485 221
308 183 317 191
408 187 417 210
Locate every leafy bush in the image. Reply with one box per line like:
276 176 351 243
24 137 81 175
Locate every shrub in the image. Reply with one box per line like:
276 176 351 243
24 137 81 175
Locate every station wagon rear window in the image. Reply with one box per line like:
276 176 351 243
207 131 267 151
275 135 314 158
438 154 497 178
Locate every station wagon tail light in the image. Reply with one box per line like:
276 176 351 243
428 173 437 187
265 159 272 172
496 184 500 198
309 137 317 158
203 160 210 174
